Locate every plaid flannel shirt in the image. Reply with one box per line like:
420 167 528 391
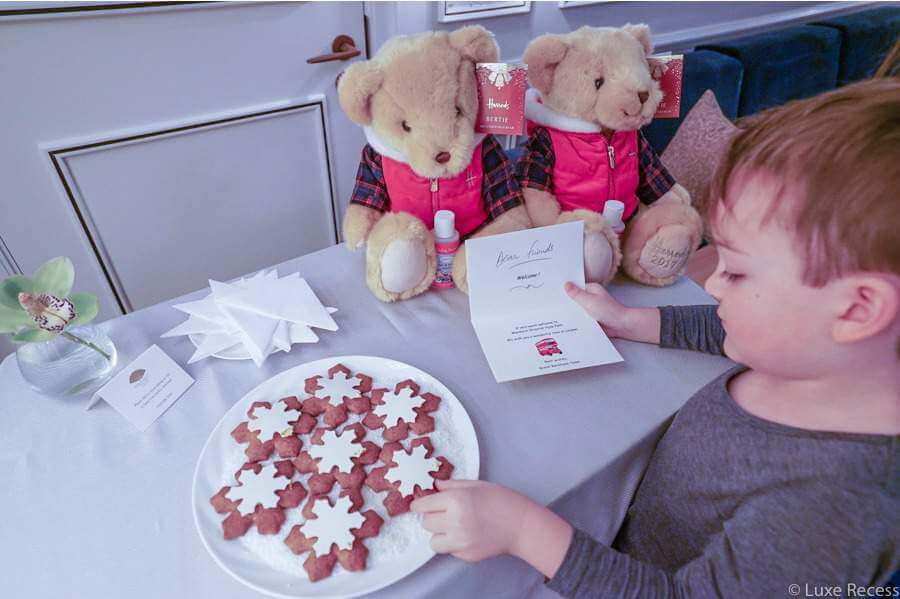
515 126 676 206
349 134 523 230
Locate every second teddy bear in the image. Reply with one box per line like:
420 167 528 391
518 24 703 287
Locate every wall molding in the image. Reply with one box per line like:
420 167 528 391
0 1 257 20
495 1 884 62
0 235 21 277
44 99 329 313
652 1 882 52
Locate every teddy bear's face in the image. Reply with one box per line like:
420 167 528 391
525 25 662 132
339 27 499 179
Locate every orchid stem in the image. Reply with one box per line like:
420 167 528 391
61 330 112 361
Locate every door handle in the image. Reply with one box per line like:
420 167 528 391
307 35 361 64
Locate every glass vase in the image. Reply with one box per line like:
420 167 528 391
15 324 118 396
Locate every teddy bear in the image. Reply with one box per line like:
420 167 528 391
337 25 532 302
518 24 703 287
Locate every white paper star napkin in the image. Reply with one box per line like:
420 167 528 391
162 270 339 367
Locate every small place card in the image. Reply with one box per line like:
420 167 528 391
475 62 528 135
87 344 195 431
651 54 684 119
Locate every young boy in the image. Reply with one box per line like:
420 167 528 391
411 78 900 596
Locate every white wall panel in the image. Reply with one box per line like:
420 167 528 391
52 101 337 310
0 1 366 344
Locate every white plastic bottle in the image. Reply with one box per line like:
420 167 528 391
432 210 460 289
602 200 626 240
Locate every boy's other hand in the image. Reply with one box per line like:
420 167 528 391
564 281 629 336
410 479 573 578
564 281 662 344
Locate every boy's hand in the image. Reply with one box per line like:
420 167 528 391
410 479 573 578
564 281 662 344
410 479 527 561
564 282 629 336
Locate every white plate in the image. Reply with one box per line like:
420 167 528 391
192 356 480 598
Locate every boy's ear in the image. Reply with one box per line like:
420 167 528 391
524 34 569 95
832 274 900 346
449 25 500 63
337 61 384 126
623 23 653 56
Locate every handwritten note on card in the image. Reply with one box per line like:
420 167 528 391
466 222 623 382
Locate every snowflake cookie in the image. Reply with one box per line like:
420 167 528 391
210 460 306 539
365 436 454 516
230 397 306 462
363 380 441 442
290 423 379 501
302 364 374 428
284 495 384 582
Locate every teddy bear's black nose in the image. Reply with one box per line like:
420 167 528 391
638 91 649 104
435 152 451 164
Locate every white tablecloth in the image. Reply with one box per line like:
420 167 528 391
0 245 732 598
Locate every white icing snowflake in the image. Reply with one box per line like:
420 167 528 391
228 464 289 515
302 496 365 556
307 429 362 473
313 372 362 406
388 444 440 497
247 401 296 441
373 386 421 427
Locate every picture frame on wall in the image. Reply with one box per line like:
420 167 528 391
559 1 610 7
437 1 531 23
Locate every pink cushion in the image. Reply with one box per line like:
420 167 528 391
660 90 737 206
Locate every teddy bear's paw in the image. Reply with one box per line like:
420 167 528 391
451 246 469 294
636 224 693 282
584 231 616 284
380 239 429 294
364 212 437 302
557 209 622 284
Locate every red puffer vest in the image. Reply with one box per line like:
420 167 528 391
378 140 488 238
525 90 641 220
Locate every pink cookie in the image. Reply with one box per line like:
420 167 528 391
284 496 383 582
302 364 374 428
363 380 437 442
365 437 454 516
231 398 304 462
210 460 301 539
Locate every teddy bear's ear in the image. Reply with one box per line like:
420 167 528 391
337 60 384 126
523 34 569 95
623 23 653 56
448 25 500 63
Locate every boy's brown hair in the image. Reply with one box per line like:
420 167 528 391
704 78 900 287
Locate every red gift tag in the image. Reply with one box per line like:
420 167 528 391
651 54 684 119
475 63 528 135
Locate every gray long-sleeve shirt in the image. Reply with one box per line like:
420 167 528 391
547 305 899 598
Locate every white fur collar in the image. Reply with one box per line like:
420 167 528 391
525 88 603 134
364 126 407 162
364 126 486 166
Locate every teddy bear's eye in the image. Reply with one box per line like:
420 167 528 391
594 77 605 90
456 106 463 118
402 120 411 133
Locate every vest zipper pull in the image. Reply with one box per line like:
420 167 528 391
607 145 615 170
430 178 438 192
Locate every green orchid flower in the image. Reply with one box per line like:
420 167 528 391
0 257 108 360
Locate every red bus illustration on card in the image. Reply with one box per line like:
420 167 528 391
535 338 562 357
